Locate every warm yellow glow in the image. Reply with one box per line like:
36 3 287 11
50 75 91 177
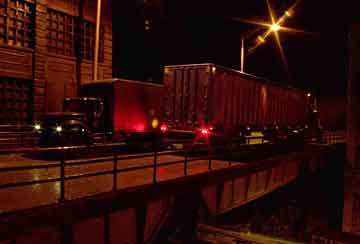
257 35 266 44
34 124 41 130
56 126 62 132
270 23 281 32
285 10 293 17
152 118 159 128
212 66 216 73
249 132 264 145
307 93 311 97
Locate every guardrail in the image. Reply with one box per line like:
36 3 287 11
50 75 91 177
0 140 246 206
0 131 343 212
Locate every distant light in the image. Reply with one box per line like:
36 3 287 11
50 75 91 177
285 10 293 17
56 126 62 132
160 124 168 133
152 118 159 128
212 67 216 73
307 93 311 97
34 124 41 130
270 24 281 32
257 35 266 44
200 128 209 136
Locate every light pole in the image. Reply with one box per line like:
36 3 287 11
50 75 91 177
239 9 293 73
94 0 102 80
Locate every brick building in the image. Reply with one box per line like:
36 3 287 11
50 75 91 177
0 0 112 125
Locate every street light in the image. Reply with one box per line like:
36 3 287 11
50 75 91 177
270 23 280 32
240 9 293 73
240 24 280 73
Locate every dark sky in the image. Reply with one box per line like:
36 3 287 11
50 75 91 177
113 0 352 96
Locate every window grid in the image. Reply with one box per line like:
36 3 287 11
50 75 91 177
46 9 75 56
0 78 31 124
80 20 104 62
0 0 35 48
46 8 104 61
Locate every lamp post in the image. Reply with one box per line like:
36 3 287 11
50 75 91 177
239 8 293 73
240 23 281 73
94 0 102 80
240 26 265 73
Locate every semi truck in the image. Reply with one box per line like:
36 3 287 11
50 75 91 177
36 79 165 146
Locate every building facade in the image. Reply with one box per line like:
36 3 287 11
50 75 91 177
0 0 112 125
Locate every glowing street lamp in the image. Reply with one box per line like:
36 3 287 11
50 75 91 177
240 22 282 73
270 23 281 32
239 4 296 73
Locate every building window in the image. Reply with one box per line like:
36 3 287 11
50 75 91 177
46 9 104 61
0 0 35 48
46 9 75 56
0 78 31 124
80 20 104 62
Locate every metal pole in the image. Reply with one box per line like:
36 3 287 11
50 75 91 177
93 0 102 80
240 37 245 73
184 154 188 176
153 145 158 183
113 153 118 191
60 151 65 202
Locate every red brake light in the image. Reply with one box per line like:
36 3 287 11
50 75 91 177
200 128 209 136
135 124 145 132
160 124 168 133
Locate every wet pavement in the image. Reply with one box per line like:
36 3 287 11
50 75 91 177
0 152 234 214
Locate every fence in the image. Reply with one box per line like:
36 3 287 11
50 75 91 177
0 140 249 208
0 130 344 211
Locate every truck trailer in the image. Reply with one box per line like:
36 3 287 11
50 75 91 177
162 63 312 144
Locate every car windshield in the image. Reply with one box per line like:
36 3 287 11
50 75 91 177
64 98 103 116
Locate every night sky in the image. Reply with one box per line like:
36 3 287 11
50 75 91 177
113 0 352 96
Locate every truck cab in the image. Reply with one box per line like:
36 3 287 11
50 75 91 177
35 97 104 146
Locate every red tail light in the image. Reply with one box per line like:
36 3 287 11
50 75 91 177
200 128 209 136
160 124 168 133
135 123 145 132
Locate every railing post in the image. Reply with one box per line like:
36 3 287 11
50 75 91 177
153 145 158 183
208 145 212 171
184 153 188 176
60 149 66 202
228 143 232 167
113 152 118 191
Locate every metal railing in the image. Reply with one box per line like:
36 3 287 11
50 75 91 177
0 130 342 212
0 141 246 206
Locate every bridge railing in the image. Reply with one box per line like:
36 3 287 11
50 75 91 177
0 139 265 210
0 129 340 213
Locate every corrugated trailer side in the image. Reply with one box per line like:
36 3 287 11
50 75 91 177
164 63 310 130
164 65 211 126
